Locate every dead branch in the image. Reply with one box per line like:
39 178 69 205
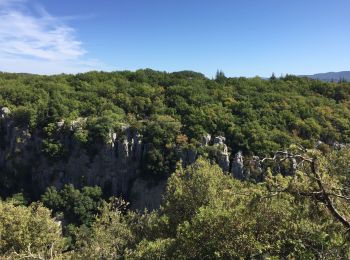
261 148 350 231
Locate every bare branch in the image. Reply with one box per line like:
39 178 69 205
261 148 350 231
310 159 350 230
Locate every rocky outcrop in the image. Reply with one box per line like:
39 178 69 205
33 129 144 198
0 107 32 168
0 113 263 209
213 136 230 172
201 134 211 146
217 148 230 172
0 113 144 203
0 107 10 118
213 136 225 145
231 151 244 179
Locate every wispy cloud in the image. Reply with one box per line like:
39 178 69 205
0 0 25 6
0 0 110 74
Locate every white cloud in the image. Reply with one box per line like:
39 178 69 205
0 56 108 74
0 0 110 74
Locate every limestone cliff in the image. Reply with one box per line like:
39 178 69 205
0 107 253 209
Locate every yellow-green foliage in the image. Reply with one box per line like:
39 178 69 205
133 157 349 259
70 199 134 259
0 200 66 258
0 153 350 259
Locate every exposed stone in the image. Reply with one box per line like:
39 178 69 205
231 151 244 179
315 140 323 147
217 150 230 172
291 157 297 174
0 118 143 203
333 142 346 150
252 156 262 173
129 179 167 211
2 115 302 210
110 132 117 147
187 149 197 164
213 136 225 145
201 133 211 146
0 122 32 172
212 136 230 172
118 138 129 159
0 107 10 118
57 120 65 128
181 148 197 166
70 117 86 130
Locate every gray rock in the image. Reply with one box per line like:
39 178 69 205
333 142 346 150
252 156 262 174
132 132 143 161
315 140 323 147
231 151 244 179
213 136 226 145
117 138 129 158
129 179 167 211
0 119 143 205
0 107 10 118
70 117 86 131
216 141 229 172
201 134 211 146
218 150 230 172
57 120 65 128
212 136 230 172
181 148 197 166
291 157 297 174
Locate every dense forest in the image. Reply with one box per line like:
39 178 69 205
0 70 350 258
1 70 350 151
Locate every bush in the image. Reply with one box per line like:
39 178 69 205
0 200 66 257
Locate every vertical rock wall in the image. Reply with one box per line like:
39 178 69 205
0 106 263 209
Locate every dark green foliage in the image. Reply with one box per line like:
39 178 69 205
1 70 350 158
142 115 182 177
41 184 103 226
1 70 350 258
1 70 350 201
1 150 350 258
70 156 349 259
42 122 67 159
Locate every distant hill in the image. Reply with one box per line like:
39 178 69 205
302 71 350 82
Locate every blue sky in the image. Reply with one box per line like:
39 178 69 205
0 0 349 77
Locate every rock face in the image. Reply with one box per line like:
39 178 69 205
201 134 211 146
0 115 144 203
0 111 169 209
0 107 32 170
35 129 144 199
212 136 230 172
291 158 297 174
0 107 11 118
129 179 167 211
231 151 244 179
213 136 225 145
217 146 230 172
181 148 197 166
0 115 259 209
